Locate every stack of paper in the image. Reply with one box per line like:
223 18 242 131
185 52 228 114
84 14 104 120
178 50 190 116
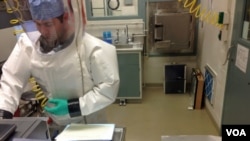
55 123 115 141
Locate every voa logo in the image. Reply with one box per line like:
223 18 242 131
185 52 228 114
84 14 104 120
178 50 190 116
226 129 247 136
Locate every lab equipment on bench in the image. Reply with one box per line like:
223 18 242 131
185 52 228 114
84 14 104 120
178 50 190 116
0 123 16 141
0 117 49 140
55 123 115 140
161 135 221 141
0 117 126 141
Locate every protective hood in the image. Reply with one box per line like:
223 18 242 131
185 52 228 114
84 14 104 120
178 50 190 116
7 0 86 54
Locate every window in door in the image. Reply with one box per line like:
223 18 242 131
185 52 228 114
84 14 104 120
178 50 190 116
241 0 250 40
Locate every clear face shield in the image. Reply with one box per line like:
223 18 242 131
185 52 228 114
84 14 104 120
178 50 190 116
7 0 86 53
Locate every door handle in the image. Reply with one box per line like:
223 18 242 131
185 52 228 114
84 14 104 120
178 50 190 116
223 44 235 65
154 24 164 42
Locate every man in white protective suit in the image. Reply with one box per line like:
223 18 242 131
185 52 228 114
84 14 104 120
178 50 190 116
0 0 120 126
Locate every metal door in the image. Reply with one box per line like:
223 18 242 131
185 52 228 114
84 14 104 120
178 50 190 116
222 0 250 124
146 1 196 55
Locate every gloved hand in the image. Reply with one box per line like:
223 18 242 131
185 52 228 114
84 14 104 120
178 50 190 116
44 98 69 116
0 110 13 119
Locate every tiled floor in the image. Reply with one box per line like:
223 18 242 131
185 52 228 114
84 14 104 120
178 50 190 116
106 86 220 141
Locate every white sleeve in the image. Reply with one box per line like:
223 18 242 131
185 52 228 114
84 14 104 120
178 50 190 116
0 35 32 114
79 45 120 116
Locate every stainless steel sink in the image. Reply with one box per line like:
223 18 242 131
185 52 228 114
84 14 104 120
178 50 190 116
114 42 142 48
115 43 133 48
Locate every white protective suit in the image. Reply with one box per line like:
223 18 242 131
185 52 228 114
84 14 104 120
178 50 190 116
0 32 120 125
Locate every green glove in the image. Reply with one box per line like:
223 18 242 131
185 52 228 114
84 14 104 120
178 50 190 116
44 98 69 116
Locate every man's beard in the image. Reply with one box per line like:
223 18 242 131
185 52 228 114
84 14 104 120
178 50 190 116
39 36 60 53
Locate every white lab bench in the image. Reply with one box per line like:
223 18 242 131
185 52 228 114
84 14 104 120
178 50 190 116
161 135 221 141
0 117 125 141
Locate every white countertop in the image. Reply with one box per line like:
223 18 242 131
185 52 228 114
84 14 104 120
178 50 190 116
115 42 143 52
116 47 143 52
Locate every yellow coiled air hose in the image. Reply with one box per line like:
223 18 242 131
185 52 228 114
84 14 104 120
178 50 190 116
178 0 224 30
4 0 23 25
29 77 48 109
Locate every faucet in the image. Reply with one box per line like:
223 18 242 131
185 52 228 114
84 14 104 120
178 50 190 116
114 25 131 44
125 25 132 43
114 29 119 44
131 33 146 42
